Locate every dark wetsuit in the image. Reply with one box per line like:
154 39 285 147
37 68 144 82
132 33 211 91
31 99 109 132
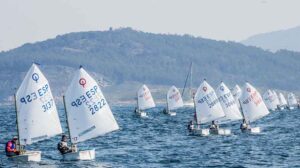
57 141 72 154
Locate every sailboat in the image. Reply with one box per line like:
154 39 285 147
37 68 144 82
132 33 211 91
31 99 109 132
231 84 242 109
278 92 288 110
163 86 183 116
13 63 62 162
216 82 243 124
182 62 194 107
239 82 270 133
271 90 280 110
191 80 227 136
262 90 278 111
135 84 155 117
287 93 298 110
63 66 119 160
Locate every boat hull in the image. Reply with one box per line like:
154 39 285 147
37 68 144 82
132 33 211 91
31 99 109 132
242 127 260 134
288 106 295 110
209 128 231 135
167 112 176 116
10 151 41 162
190 128 210 136
63 149 95 161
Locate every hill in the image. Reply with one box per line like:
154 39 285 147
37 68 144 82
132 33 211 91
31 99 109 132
0 28 299 103
242 26 300 52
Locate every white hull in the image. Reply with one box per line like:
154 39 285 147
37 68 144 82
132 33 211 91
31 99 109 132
63 149 95 161
242 127 260 134
11 151 41 162
167 112 176 116
288 106 295 110
191 128 210 136
135 109 148 117
215 129 231 135
138 111 147 117
209 128 231 135
184 102 194 107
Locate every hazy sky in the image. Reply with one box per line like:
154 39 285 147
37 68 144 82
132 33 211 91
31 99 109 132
0 0 299 51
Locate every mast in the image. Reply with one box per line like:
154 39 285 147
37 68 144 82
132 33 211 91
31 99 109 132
14 93 22 152
238 99 248 124
193 95 199 128
182 62 193 97
189 62 193 98
166 93 169 113
136 91 140 112
63 96 72 145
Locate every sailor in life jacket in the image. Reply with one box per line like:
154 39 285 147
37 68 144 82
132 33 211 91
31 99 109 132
240 119 250 131
57 135 72 154
187 120 195 132
5 136 20 157
209 120 219 130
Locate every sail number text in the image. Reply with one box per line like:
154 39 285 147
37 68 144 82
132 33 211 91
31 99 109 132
19 84 49 104
71 85 106 115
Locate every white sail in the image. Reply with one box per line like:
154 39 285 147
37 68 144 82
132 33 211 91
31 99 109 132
231 85 242 108
137 85 155 110
64 67 119 143
194 80 225 124
231 85 242 99
16 64 62 145
263 90 278 110
272 90 280 107
278 93 287 106
216 82 243 123
287 93 298 106
167 86 184 111
240 83 270 122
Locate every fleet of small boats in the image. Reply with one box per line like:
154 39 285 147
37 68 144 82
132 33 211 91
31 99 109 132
4 63 300 162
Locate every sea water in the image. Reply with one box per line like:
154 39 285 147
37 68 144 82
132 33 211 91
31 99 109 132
0 105 299 167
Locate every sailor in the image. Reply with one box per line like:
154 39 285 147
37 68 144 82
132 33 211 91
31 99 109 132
188 120 194 132
5 136 20 157
240 119 249 131
163 108 168 114
210 120 219 130
57 135 72 154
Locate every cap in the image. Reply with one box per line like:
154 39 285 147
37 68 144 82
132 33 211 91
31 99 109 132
13 136 18 140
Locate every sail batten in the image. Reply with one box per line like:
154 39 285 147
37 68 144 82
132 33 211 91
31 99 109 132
64 68 119 144
16 64 62 145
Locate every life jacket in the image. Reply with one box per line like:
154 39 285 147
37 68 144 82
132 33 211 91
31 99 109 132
5 141 16 153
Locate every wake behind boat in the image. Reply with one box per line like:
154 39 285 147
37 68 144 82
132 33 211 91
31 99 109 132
62 66 119 161
135 84 156 117
9 63 63 162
